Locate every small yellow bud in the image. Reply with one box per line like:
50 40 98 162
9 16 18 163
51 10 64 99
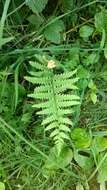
47 60 56 69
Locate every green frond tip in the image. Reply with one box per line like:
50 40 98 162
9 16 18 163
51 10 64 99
25 54 80 153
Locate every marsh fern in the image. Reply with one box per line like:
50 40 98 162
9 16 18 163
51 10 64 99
25 55 80 154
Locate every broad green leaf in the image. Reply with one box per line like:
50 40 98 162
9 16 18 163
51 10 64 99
77 65 89 79
21 113 31 124
92 137 107 153
88 80 96 90
76 183 84 190
90 92 97 104
44 18 65 44
79 25 93 40
62 0 73 12
71 128 91 149
95 9 107 32
27 14 43 28
85 53 100 66
74 151 94 170
43 146 73 176
67 47 80 69
0 182 5 190
26 0 48 13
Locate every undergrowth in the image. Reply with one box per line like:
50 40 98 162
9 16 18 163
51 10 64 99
1 0 107 189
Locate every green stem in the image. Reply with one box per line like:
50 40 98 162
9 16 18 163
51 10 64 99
100 29 106 49
0 0 11 48
73 80 87 127
50 72 59 123
50 73 60 139
100 182 106 190
88 152 107 181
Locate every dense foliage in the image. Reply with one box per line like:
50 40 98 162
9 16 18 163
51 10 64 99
1 0 107 189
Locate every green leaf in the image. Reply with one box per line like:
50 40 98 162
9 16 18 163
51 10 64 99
88 80 96 90
71 128 91 149
0 182 5 190
66 47 80 69
79 25 93 40
95 9 107 32
77 65 89 79
62 0 74 12
44 18 65 44
92 137 107 153
21 113 31 124
90 92 97 104
85 53 100 66
27 14 43 28
74 151 94 170
43 146 73 174
26 0 48 13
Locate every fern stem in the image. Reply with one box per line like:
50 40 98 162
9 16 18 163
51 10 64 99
50 72 59 129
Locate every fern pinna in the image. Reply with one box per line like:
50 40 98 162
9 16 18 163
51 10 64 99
25 55 80 154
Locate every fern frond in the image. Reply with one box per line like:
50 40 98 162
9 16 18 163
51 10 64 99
54 69 77 80
37 108 53 115
59 117 73 126
58 101 80 108
32 101 50 108
25 55 80 155
29 61 46 70
58 109 74 115
25 76 50 84
57 95 80 101
45 122 57 131
59 124 70 132
55 84 78 93
28 92 50 99
54 78 79 85
41 115 56 125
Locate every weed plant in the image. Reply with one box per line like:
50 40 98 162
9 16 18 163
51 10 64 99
0 0 107 189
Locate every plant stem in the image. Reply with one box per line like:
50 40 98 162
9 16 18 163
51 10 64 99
100 182 106 190
100 29 106 49
0 0 11 48
88 152 107 181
